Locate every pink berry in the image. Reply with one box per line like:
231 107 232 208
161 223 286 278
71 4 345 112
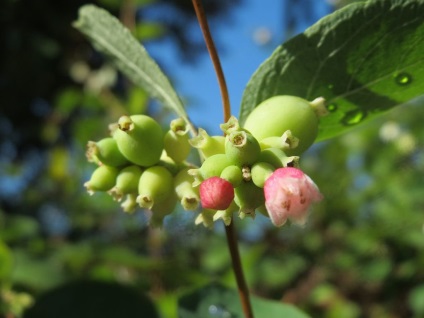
200 177 234 210
264 167 323 227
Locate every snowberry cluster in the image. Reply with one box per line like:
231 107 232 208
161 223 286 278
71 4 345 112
84 95 325 227
84 115 199 226
190 95 326 227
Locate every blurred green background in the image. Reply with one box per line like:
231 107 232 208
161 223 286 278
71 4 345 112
1 0 423 317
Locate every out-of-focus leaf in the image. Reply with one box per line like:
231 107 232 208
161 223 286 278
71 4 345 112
135 22 166 41
23 281 159 318
0 240 13 280
178 283 310 318
11 249 65 290
240 0 424 141
408 284 424 315
74 5 188 121
0 216 39 242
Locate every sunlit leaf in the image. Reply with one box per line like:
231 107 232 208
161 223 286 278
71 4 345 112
74 5 188 120
240 0 424 141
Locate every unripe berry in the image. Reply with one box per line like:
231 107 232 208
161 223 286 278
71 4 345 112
251 162 274 188
121 193 138 213
213 201 238 225
149 192 178 227
234 181 265 218
137 165 173 209
164 118 191 163
189 153 233 186
109 165 143 201
86 138 129 167
259 148 299 169
195 209 216 228
189 128 225 158
220 115 241 135
243 95 324 155
84 165 119 195
200 177 234 210
220 165 243 187
113 115 164 167
258 130 299 152
174 168 200 211
225 130 261 167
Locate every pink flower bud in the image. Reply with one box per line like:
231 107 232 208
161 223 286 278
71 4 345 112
200 177 234 210
264 167 323 227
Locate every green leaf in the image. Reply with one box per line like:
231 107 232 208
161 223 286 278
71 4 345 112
240 0 424 141
178 283 310 318
74 5 188 120
0 240 13 281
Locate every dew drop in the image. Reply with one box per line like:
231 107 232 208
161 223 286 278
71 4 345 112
394 72 412 86
341 109 367 126
326 103 338 112
208 304 233 317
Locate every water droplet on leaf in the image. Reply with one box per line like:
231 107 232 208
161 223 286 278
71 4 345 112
209 304 233 317
341 109 366 126
326 103 338 112
394 72 412 86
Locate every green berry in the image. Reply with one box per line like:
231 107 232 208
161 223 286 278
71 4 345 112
84 165 119 195
109 165 143 201
86 138 129 167
189 128 225 158
258 130 299 152
259 148 299 169
164 118 191 163
113 115 164 167
149 192 178 227
225 130 261 166
121 193 138 213
174 167 200 211
189 153 233 186
234 181 265 218
137 165 173 209
251 162 274 188
220 165 243 187
220 116 241 135
243 95 321 155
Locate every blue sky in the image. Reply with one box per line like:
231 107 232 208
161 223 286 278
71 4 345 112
146 0 333 135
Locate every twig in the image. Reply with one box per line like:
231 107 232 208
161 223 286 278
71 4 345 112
191 1 254 317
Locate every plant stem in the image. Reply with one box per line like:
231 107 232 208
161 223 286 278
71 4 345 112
191 1 254 317
191 0 231 123
224 221 254 318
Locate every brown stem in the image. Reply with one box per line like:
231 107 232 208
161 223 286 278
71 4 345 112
191 0 231 123
191 2 254 317
224 221 255 318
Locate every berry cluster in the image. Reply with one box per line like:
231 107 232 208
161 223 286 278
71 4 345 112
84 95 325 227
84 115 198 226
190 95 326 227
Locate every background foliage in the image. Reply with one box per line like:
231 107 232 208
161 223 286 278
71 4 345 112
1 0 423 317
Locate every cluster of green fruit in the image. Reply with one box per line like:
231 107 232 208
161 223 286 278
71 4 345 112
84 95 326 227
84 115 199 226
189 95 326 227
